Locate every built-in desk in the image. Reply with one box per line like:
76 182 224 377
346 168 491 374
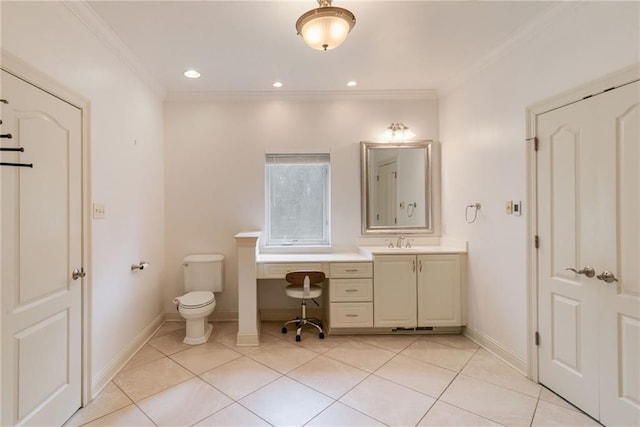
234 231 372 345
257 253 372 278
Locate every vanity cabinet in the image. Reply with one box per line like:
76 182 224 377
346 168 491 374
327 262 374 329
373 254 464 328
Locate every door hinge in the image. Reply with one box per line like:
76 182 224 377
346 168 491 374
534 235 539 249
535 331 540 346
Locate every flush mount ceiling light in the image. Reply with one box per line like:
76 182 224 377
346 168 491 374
183 69 201 79
296 0 356 51
384 123 416 142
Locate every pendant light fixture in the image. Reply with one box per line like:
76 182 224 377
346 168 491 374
296 0 356 51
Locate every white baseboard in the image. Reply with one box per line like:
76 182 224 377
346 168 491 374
236 332 260 346
91 313 165 399
463 325 527 376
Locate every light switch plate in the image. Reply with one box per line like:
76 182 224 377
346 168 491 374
93 203 105 219
513 201 522 216
505 201 513 215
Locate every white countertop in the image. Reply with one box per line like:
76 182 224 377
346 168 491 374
256 245 466 264
358 246 467 255
257 252 372 263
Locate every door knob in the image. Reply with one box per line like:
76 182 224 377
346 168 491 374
72 268 86 280
565 266 595 278
596 271 618 283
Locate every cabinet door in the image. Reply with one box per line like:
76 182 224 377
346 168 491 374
417 255 461 327
373 255 416 327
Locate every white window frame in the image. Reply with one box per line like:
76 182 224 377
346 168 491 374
265 153 331 247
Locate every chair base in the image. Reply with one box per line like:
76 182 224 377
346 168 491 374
282 300 324 341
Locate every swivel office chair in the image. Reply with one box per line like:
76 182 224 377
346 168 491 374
281 271 325 342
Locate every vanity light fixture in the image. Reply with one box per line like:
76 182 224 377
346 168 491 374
183 69 201 79
272 81 283 88
296 0 356 51
346 80 357 87
384 123 416 142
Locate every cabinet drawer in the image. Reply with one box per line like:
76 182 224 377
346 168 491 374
259 263 323 279
330 279 373 302
329 262 372 278
330 303 373 327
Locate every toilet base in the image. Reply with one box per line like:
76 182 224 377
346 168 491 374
183 321 213 345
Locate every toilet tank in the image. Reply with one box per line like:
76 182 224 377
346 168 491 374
183 254 224 293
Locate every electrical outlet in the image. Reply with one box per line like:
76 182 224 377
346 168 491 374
93 203 106 219
505 201 513 215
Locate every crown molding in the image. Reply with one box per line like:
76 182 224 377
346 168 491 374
62 1 166 99
437 1 579 97
165 89 438 102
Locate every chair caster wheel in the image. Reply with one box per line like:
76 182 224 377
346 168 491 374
295 335 301 342
319 333 325 339
281 327 287 334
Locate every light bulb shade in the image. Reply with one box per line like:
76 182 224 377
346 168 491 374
384 123 415 141
296 6 356 51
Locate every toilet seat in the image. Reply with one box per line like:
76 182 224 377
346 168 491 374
175 291 215 309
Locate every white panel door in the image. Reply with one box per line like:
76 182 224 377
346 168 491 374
596 82 640 427
375 160 397 226
373 255 416 327
537 81 639 425
1 70 82 426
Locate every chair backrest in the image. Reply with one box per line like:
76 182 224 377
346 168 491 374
285 271 326 286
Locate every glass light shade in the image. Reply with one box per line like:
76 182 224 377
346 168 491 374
296 6 356 51
384 123 416 142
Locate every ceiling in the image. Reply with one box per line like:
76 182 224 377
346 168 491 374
87 1 558 94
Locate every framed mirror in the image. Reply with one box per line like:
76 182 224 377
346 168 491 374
360 140 433 234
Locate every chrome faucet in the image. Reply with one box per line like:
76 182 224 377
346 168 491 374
396 235 405 248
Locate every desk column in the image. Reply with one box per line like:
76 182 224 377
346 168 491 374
235 232 261 346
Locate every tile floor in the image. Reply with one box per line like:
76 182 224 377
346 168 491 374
65 321 600 426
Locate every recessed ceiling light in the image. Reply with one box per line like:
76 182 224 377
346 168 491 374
184 69 201 79
272 81 283 88
347 80 357 87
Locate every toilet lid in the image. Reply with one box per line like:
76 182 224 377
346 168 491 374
178 291 215 308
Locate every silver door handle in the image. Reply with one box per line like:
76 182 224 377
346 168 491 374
596 271 618 283
72 268 86 280
565 266 595 278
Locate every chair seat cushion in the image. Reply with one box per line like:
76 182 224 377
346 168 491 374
285 284 322 299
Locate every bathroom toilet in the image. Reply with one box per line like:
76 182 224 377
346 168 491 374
173 254 224 345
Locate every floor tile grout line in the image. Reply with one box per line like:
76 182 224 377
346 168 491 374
132 399 160 426
71 381 134 426
529 395 541 427
414 346 511 426
232 399 278 426
303 400 392 427
184 399 236 427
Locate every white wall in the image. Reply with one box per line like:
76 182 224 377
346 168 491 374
164 96 438 314
439 1 639 363
1 2 166 390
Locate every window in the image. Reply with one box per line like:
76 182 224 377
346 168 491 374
265 153 330 246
